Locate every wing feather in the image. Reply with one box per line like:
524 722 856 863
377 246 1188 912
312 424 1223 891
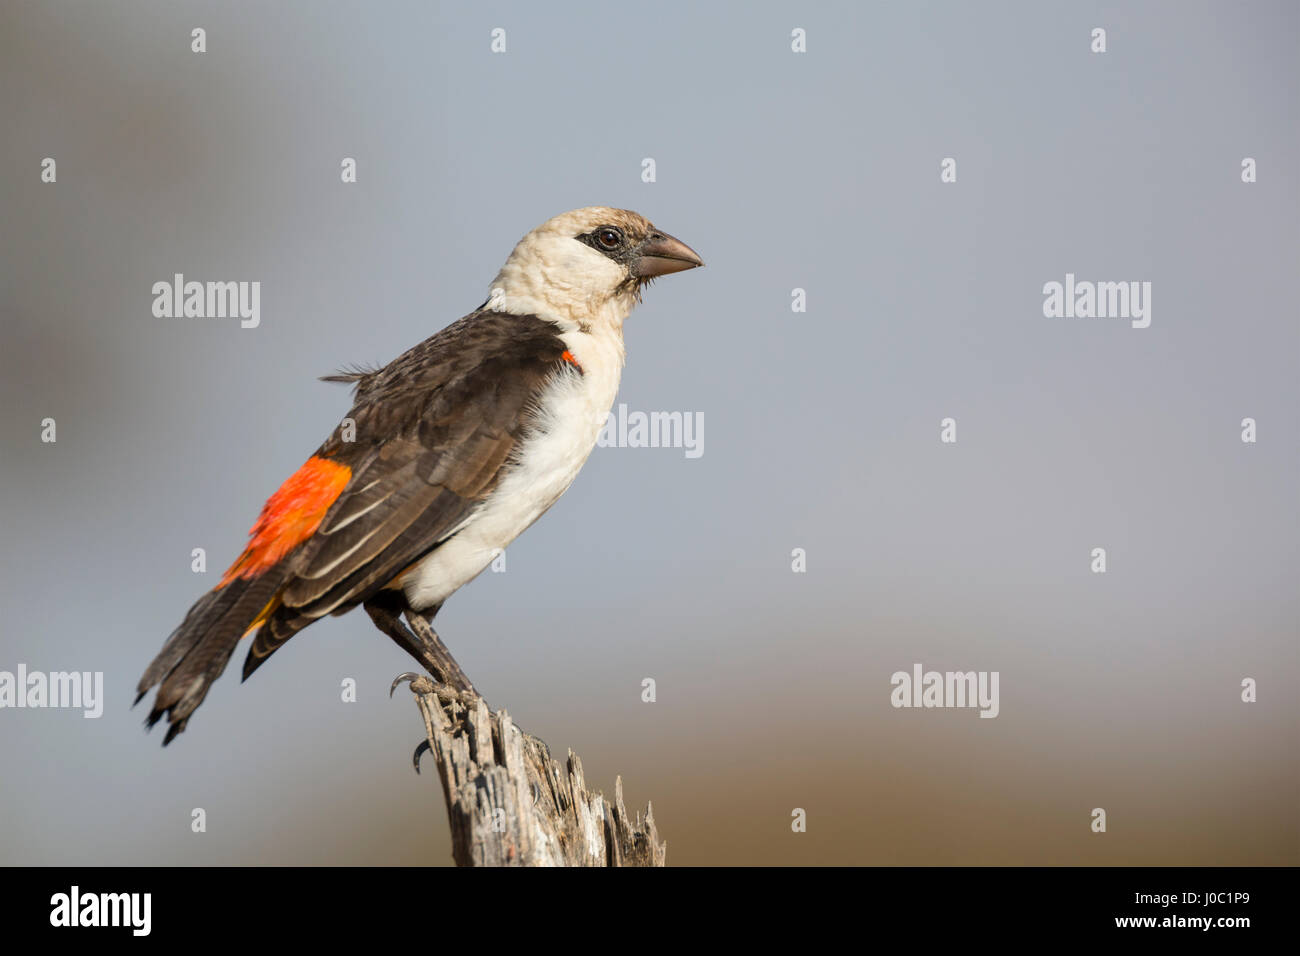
264 309 571 632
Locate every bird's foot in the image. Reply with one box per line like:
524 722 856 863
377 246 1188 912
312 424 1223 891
390 670 476 710
391 671 477 772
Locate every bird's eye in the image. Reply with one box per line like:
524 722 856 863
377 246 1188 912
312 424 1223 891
596 227 622 249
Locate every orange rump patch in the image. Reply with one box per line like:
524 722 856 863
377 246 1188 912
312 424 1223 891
218 455 351 588
560 349 583 373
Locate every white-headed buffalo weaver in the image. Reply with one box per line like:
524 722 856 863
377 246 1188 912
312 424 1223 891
137 207 703 743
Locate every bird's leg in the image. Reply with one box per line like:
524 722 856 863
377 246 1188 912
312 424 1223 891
363 594 477 697
374 599 538 755
403 607 478 696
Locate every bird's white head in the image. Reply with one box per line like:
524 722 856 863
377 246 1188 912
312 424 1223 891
486 206 703 333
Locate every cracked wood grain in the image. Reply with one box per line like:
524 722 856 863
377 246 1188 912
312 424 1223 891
401 675 665 867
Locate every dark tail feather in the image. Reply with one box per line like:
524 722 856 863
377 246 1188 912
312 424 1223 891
137 574 285 744
241 609 311 682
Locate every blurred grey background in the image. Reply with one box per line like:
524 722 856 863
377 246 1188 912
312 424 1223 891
1 1 1296 865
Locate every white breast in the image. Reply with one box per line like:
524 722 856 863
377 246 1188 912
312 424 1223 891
398 326 624 611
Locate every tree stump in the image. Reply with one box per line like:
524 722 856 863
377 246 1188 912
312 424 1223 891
400 675 665 867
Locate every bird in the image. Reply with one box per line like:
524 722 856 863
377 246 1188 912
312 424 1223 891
136 206 703 744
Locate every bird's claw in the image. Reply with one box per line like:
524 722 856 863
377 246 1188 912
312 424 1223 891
390 672 421 698
405 709 476 773
412 739 431 774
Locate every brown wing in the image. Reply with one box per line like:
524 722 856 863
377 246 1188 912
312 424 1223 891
242 308 573 676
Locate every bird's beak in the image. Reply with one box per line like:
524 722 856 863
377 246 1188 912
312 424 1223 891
631 231 704 278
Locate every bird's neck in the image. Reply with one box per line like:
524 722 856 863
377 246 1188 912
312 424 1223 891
486 272 637 339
